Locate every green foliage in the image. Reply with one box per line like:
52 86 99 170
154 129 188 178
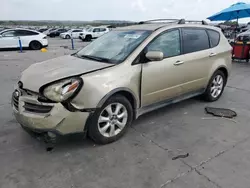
0 20 136 27
223 21 238 26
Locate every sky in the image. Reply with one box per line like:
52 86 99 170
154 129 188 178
1 0 250 22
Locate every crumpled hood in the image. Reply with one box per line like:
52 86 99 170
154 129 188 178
20 55 113 92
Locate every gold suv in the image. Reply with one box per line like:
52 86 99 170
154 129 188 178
12 19 232 144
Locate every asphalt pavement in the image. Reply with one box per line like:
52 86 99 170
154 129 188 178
1 38 250 188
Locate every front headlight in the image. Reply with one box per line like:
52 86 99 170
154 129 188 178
42 77 83 102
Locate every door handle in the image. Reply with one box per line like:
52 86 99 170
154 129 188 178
209 53 217 57
174 61 184 66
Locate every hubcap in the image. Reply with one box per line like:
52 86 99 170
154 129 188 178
98 103 128 138
210 75 223 98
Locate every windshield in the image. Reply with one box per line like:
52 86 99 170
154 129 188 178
76 30 151 64
87 28 93 32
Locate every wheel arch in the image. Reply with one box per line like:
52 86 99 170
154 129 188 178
97 88 138 112
29 40 42 47
84 88 138 135
217 67 228 80
205 65 229 91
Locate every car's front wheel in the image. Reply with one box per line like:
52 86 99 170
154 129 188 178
85 35 92 42
65 35 70 39
203 70 226 102
88 95 133 144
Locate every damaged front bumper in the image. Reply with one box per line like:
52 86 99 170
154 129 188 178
12 88 90 136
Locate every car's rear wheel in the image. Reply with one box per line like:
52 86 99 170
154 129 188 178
29 41 42 50
88 95 133 144
203 70 226 102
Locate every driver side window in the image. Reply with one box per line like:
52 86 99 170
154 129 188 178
147 29 181 58
93 28 100 32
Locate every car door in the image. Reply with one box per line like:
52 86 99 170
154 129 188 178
0 30 18 48
71 30 77 38
71 30 82 38
99 28 108 37
141 29 185 106
176 28 212 95
93 28 100 38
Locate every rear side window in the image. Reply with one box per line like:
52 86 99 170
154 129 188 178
93 28 100 32
99 28 107 32
72 30 82 32
207 30 220 48
16 30 38 36
182 28 210 54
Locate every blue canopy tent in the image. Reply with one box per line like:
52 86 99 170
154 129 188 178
207 2 250 22
207 2 250 39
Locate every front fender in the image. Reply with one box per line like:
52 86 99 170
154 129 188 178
70 63 141 110
96 87 138 108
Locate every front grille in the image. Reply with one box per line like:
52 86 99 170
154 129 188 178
37 96 55 103
23 102 53 113
12 92 19 110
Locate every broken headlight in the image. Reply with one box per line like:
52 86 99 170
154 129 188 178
42 77 83 102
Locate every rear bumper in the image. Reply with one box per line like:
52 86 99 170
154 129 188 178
12 89 90 135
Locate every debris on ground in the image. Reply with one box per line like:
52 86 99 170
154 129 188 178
46 147 54 152
172 153 189 160
60 45 68 49
205 107 237 118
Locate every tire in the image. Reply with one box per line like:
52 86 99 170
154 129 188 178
65 35 70 39
29 41 42 50
203 70 226 102
88 95 133 144
85 35 92 42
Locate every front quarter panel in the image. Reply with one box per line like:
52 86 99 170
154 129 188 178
70 62 141 109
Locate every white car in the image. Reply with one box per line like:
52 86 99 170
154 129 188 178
0 28 48 50
79 27 110 41
60 29 83 39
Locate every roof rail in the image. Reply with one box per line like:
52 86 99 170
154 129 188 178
138 19 182 24
179 19 209 25
138 19 208 25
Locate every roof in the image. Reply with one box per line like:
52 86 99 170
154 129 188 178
117 23 168 31
117 23 219 31
0 28 39 34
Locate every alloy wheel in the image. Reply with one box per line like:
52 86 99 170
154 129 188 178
98 103 128 138
210 75 224 98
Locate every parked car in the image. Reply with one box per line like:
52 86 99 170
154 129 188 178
38 28 48 33
43 28 57 36
0 28 48 50
48 28 68 38
60 29 83 39
79 27 110 41
12 19 231 144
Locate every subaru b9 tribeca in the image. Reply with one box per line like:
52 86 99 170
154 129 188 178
12 20 232 144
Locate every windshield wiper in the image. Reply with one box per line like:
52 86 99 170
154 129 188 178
79 55 116 64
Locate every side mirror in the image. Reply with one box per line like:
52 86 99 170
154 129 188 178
145 51 164 61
